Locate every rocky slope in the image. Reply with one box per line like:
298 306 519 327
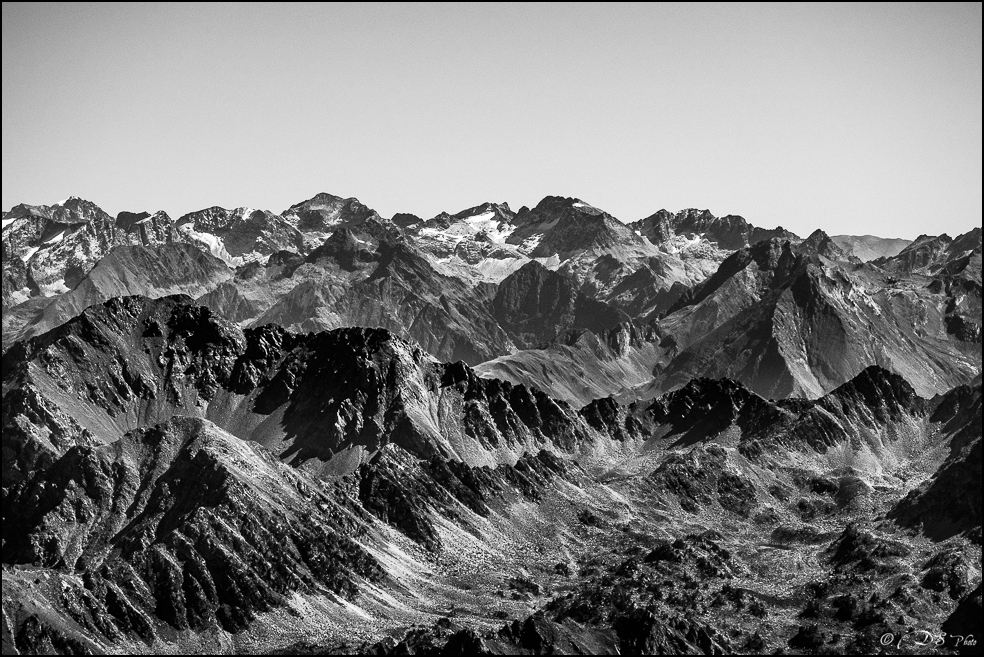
653 232 981 399
2 192 981 655
874 228 982 277
174 206 304 265
490 261 629 349
1 294 608 488
0 294 622 652
518 199 731 319
2 416 385 652
0 194 393 313
239 236 517 364
888 384 982 540
280 192 394 250
629 207 798 251
476 322 662 407
2 198 177 307
1 290 980 654
2 243 233 350
487 229 980 405
832 234 912 262
405 197 775 320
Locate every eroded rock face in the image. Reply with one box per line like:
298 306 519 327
2 416 384 641
492 261 629 349
475 321 662 407
2 295 604 487
2 198 181 307
1 295 981 655
630 208 798 251
874 228 981 277
889 386 982 540
1 193 981 656
486 219 979 406
831 234 912 262
174 206 304 265
280 192 395 250
651 234 980 399
942 584 983 656
3 243 234 349
357 445 569 552
506 197 640 260
244 237 518 365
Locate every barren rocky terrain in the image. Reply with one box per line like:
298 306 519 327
2 193 980 655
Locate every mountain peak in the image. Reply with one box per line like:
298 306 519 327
798 228 847 259
531 196 604 215
280 193 382 246
304 226 378 271
283 191 354 212
452 201 512 216
631 208 796 250
643 375 780 440
820 365 924 423
828 365 920 403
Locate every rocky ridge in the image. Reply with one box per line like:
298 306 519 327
7 192 976 407
2 198 178 307
2 192 981 654
1 295 610 488
2 291 981 654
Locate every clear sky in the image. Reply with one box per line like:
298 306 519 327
3 3 981 239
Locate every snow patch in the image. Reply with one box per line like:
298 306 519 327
41 279 70 296
419 227 467 243
662 233 708 254
179 223 232 262
464 210 495 225
235 250 270 266
1 217 19 231
9 287 31 305
417 211 517 249
21 246 39 262
485 223 516 245
520 233 545 252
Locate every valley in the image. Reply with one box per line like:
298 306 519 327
1 192 980 655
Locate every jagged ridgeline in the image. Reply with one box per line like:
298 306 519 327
1 294 606 486
1 292 980 654
4 195 978 402
1 193 981 654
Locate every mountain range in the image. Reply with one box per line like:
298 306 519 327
1 191 980 655
4 194 979 396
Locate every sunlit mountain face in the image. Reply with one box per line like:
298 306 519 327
2 193 980 655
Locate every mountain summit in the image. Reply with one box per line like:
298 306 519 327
1 190 980 655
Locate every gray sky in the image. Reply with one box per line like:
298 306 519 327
3 3 981 239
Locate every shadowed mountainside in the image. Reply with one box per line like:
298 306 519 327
2 192 981 655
